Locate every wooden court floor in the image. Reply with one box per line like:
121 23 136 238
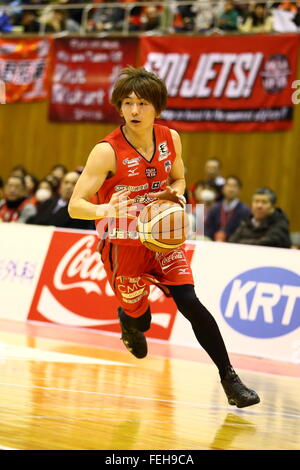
0 320 299 450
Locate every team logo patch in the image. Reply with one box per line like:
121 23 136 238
145 167 157 178
164 160 171 173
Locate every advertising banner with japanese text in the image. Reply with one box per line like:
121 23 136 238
141 34 300 131
49 37 138 122
0 38 53 103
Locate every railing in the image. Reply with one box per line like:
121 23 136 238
1 0 296 36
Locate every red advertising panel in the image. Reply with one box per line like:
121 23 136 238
140 34 300 131
28 230 195 340
0 38 53 103
49 37 137 122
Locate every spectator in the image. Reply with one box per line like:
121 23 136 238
204 175 251 241
29 178 56 208
87 0 125 33
204 157 226 200
45 9 80 33
174 2 196 32
27 171 94 229
10 164 27 178
45 174 60 193
188 180 218 238
25 173 39 197
0 175 37 223
0 10 13 33
142 1 162 31
229 187 291 248
19 11 40 32
217 0 240 31
49 164 68 184
239 2 274 32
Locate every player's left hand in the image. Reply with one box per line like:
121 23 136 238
148 186 186 208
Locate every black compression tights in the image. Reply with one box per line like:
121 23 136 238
167 284 231 380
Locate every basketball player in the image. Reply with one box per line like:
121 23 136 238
69 66 260 408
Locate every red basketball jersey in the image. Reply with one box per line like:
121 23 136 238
96 124 176 246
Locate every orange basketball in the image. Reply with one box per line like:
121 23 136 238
137 200 189 253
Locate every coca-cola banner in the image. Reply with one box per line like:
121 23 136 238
49 37 138 122
0 38 53 103
27 230 195 340
1 224 300 362
140 34 300 131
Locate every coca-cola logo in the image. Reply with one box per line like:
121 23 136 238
54 235 105 295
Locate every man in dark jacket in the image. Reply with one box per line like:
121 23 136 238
205 175 251 241
229 187 291 248
27 171 94 230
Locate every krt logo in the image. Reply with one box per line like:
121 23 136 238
145 52 265 98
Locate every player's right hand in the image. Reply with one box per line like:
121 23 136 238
107 189 137 219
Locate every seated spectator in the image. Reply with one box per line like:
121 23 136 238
19 11 40 32
217 1 240 31
29 178 56 208
0 10 13 33
173 2 196 32
49 164 68 184
142 2 162 31
204 176 251 241
229 187 291 248
0 175 37 223
25 173 39 197
10 164 27 178
87 0 125 33
239 2 274 32
188 180 218 238
27 171 94 230
45 9 80 33
204 157 226 201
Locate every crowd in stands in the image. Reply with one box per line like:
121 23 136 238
1 1 300 34
0 157 295 249
0 164 94 229
186 156 293 249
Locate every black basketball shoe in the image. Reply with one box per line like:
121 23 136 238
221 366 260 408
118 308 148 359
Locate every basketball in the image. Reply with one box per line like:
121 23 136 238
137 199 189 253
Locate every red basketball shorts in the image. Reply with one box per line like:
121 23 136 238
99 241 194 318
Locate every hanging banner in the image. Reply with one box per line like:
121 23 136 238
49 37 138 122
0 38 53 103
141 34 300 131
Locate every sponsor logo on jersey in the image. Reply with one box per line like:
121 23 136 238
114 184 149 192
151 181 161 190
158 141 170 161
128 168 140 177
145 167 157 178
123 157 142 167
220 267 300 338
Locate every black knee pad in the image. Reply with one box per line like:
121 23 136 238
119 307 151 332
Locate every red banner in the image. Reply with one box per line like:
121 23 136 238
49 38 137 122
140 34 300 131
0 38 53 103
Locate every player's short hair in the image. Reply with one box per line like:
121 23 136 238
110 66 168 115
254 187 277 205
